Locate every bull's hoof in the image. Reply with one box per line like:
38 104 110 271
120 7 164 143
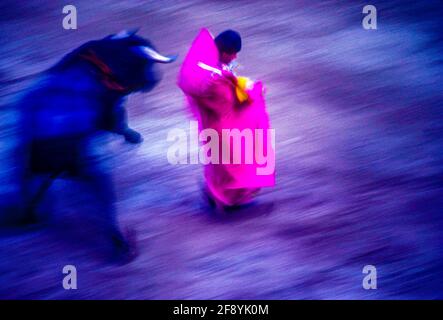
109 228 138 265
123 128 143 144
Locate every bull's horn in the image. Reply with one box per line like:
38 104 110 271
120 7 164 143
139 46 177 63
111 28 139 39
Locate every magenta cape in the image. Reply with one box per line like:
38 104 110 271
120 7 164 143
178 28 275 205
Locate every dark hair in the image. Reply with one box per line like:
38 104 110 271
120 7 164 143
215 30 242 54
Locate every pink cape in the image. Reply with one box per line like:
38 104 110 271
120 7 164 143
178 28 275 205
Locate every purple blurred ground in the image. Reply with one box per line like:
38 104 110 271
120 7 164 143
0 0 442 299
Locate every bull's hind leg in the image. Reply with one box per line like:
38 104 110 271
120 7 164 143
21 170 61 225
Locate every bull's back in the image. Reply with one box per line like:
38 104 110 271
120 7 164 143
24 70 103 140
21 69 106 174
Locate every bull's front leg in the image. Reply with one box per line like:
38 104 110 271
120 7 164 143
79 141 137 263
107 98 143 144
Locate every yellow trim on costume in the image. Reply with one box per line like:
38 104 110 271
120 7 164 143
236 76 252 103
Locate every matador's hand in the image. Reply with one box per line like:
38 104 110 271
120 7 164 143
221 69 238 86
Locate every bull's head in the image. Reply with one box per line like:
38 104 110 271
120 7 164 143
82 29 177 93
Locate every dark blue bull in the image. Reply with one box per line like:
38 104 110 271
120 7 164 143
10 30 176 262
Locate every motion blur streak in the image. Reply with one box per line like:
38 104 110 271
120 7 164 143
0 0 442 299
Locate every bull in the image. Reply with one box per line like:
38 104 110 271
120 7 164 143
3 29 176 262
